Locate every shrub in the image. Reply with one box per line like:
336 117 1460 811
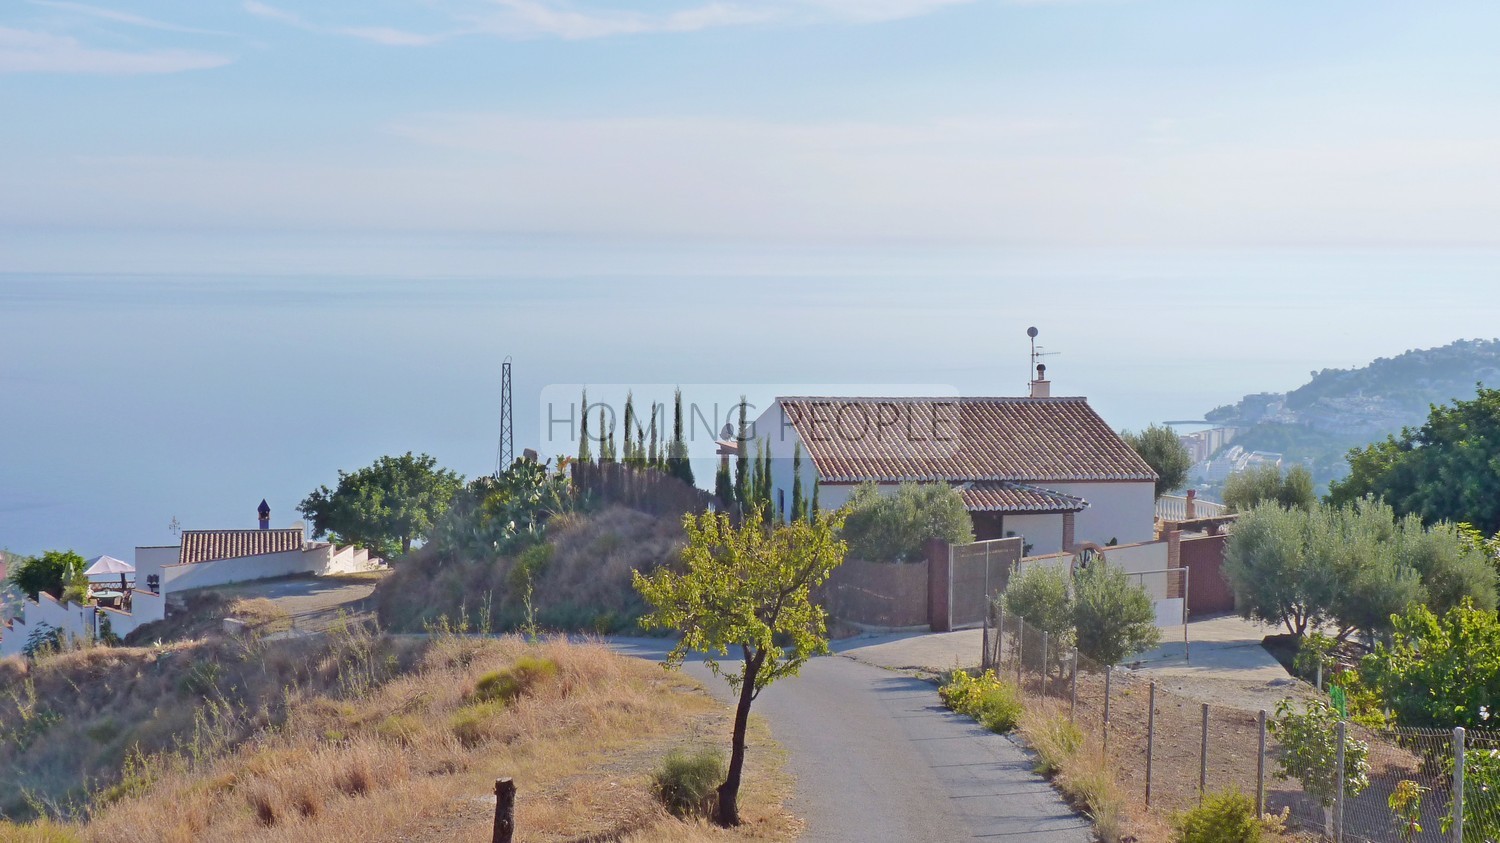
450 700 508 747
1174 789 1264 843
1360 600 1500 730
1002 563 1073 638
1269 698 1370 838
1072 560 1160 666
652 747 724 818
472 655 558 704
840 482 973 563
939 669 1022 733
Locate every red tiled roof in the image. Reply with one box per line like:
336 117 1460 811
179 529 304 565
961 482 1089 513
779 396 1156 483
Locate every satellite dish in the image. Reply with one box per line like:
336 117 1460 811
720 422 734 439
1027 326 1039 338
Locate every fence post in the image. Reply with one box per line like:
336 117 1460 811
1069 649 1078 723
1256 710 1267 817
981 609 991 671
493 778 516 843
1146 680 1156 808
1454 726 1466 843
1334 721 1346 843
1016 620 1024 687
1198 703 1209 805
996 603 1005 672
1103 667 1112 757
1041 631 1049 695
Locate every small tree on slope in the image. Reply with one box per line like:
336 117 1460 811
634 507 848 827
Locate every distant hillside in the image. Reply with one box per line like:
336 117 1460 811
1201 338 1500 491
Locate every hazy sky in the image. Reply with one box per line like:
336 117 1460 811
5 1 1500 274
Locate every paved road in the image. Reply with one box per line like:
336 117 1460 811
196 573 382 633
612 638 1090 843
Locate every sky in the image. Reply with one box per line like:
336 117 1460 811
5 0 1500 275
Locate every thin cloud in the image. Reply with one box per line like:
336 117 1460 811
27 0 236 37
243 1 447 46
0 26 232 74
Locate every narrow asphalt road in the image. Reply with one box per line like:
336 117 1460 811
610 638 1091 843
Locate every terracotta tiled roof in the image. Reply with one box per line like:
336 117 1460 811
960 482 1089 513
778 396 1156 483
179 529 304 565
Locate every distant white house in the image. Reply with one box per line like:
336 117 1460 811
749 381 1158 556
0 500 383 658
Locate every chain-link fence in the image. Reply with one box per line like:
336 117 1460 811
980 607 1500 843
948 538 1021 629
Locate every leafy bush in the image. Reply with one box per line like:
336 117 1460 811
1072 560 1159 666
652 747 724 818
1002 563 1073 638
1223 463 1316 513
1360 601 1500 729
1444 747 1500 843
1174 789 1265 843
472 655 558 704
840 482 973 563
939 669 1023 733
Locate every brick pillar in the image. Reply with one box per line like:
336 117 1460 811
1062 512 1076 552
926 538 951 633
1168 529 1183 569
1185 489 1197 520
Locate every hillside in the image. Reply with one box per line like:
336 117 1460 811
1201 338 1500 491
0 626 795 841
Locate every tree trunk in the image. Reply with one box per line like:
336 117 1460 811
401 535 412 555
715 650 761 827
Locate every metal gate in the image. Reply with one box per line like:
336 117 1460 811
948 537 1024 629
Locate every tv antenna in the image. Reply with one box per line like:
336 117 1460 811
1026 327 1061 389
495 356 514 476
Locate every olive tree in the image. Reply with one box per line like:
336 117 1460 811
634 507 848 827
840 482 973 563
1072 558 1160 665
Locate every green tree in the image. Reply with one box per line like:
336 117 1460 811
648 402 661 468
598 404 617 463
1120 424 1189 498
577 388 592 464
1071 558 1160 665
431 458 575 564
667 388 694 485
809 477 820 523
634 508 848 827
298 452 463 558
1360 601 1500 730
1223 463 1316 512
1329 386 1500 532
1001 563 1073 638
1269 698 1371 838
790 441 805 523
714 460 734 508
732 399 749 513
7 550 85 600
622 392 637 466
840 482 975 563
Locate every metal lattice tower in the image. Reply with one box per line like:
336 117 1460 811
495 357 514 476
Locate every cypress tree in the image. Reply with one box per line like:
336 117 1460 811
809 476 820 524
622 392 636 465
790 441 804 524
577 388 592 464
750 437 765 518
668 388 695 485
733 398 749 513
714 460 733 508
599 404 616 463
763 439 776 523
647 403 660 469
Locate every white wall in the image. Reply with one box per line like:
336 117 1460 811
752 403 822 520
0 593 97 657
161 546 331 593
1003 512 1066 555
1043 481 1155 547
133 545 181 592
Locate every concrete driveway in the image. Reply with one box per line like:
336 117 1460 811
612 638 1091 843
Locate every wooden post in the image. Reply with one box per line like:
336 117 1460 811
1256 710 1267 817
493 778 515 843
1041 631 1049 695
1145 680 1156 808
1015 621 1024 687
1199 703 1209 805
1069 649 1078 723
996 603 1005 672
1454 727 1467 843
1102 668 1112 757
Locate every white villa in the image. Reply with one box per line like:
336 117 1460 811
750 380 1158 556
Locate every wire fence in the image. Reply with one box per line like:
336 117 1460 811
981 608 1500 843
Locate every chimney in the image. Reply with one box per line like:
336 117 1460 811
257 499 271 530
1029 363 1051 399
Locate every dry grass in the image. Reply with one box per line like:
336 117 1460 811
1017 698 1173 843
374 505 686 633
0 629 797 843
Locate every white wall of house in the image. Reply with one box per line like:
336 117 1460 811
1002 512 1067 555
1041 481 1155 547
752 404 823 520
133 545 181 592
161 546 330 592
0 593 97 658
